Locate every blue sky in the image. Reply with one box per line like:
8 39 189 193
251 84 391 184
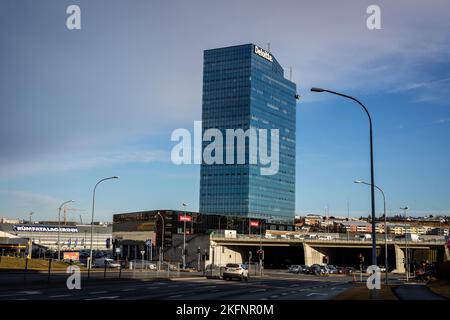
0 0 449 221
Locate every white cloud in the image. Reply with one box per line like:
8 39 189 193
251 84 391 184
0 149 169 180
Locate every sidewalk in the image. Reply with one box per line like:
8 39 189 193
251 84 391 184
395 284 446 300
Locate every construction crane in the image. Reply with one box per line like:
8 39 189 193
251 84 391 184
63 207 86 225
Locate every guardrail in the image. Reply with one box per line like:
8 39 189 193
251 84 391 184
210 234 445 245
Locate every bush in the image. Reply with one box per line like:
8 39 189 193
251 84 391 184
436 261 450 281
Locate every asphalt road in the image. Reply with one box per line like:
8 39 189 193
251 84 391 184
0 273 355 300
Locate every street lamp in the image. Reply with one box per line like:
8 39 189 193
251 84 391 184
311 87 377 268
182 203 187 270
354 180 389 285
57 200 74 260
400 206 409 281
156 211 165 268
28 212 34 259
88 176 119 271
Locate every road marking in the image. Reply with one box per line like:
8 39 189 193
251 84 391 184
198 286 217 289
49 294 71 298
281 292 288 296
169 294 184 298
289 284 299 287
89 291 108 295
19 291 41 295
85 296 120 300
306 292 328 297
250 289 266 293
120 289 136 292
269 295 279 299
168 285 179 288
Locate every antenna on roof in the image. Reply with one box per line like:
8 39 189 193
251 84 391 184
267 42 271 52
289 66 292 81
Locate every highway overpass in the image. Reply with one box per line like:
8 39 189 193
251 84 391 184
208 235 450 272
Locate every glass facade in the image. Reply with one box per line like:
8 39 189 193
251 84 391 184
200 44 296 224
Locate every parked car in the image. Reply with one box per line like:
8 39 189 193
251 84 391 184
93 258 121 268
288 265 300 273
297 265 309 274
344 267 356 274
327 265 338 274
223 263 249 281
131 260 157 270
336 266 345 274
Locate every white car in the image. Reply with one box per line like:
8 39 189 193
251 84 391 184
131 260 157 270
223 263 249 281
93 258 121 268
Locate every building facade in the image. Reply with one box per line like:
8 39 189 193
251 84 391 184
199 44 297 223
0 222 112 254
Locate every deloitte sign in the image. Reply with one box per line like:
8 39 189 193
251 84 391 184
254 45 273 62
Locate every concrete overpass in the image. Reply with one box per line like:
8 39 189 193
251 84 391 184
208 235 449 273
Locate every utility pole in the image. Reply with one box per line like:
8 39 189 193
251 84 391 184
401 206 409 281
182 203 187 270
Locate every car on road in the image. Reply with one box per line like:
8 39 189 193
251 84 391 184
223 263 249 281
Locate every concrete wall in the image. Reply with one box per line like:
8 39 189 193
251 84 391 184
208 241 246 267
303 243 328 265
392 244 405 273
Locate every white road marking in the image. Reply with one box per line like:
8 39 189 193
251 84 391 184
250 289 266 293
49 294 71 298
306 292 328 297
169 294 184 298
269 295 279 299
19 291 41 295
89 291 108 295
120 288 136 292
85 296 119 300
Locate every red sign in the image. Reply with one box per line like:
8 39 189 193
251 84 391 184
63 252 80 261
179 215 192 222
250 221 259 227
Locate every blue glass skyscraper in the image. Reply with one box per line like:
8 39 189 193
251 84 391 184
199 44 296 224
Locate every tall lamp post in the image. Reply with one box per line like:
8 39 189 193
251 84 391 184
354 180 388 285
182 203 187 270
88 176 119 270
57 200 74 260
28 212 34 259
311 87 377 268
400 206 409 281
156 211 165 268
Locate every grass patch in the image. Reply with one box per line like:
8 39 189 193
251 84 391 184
0 256 76 270
334 284 398 300
427 279 450 299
